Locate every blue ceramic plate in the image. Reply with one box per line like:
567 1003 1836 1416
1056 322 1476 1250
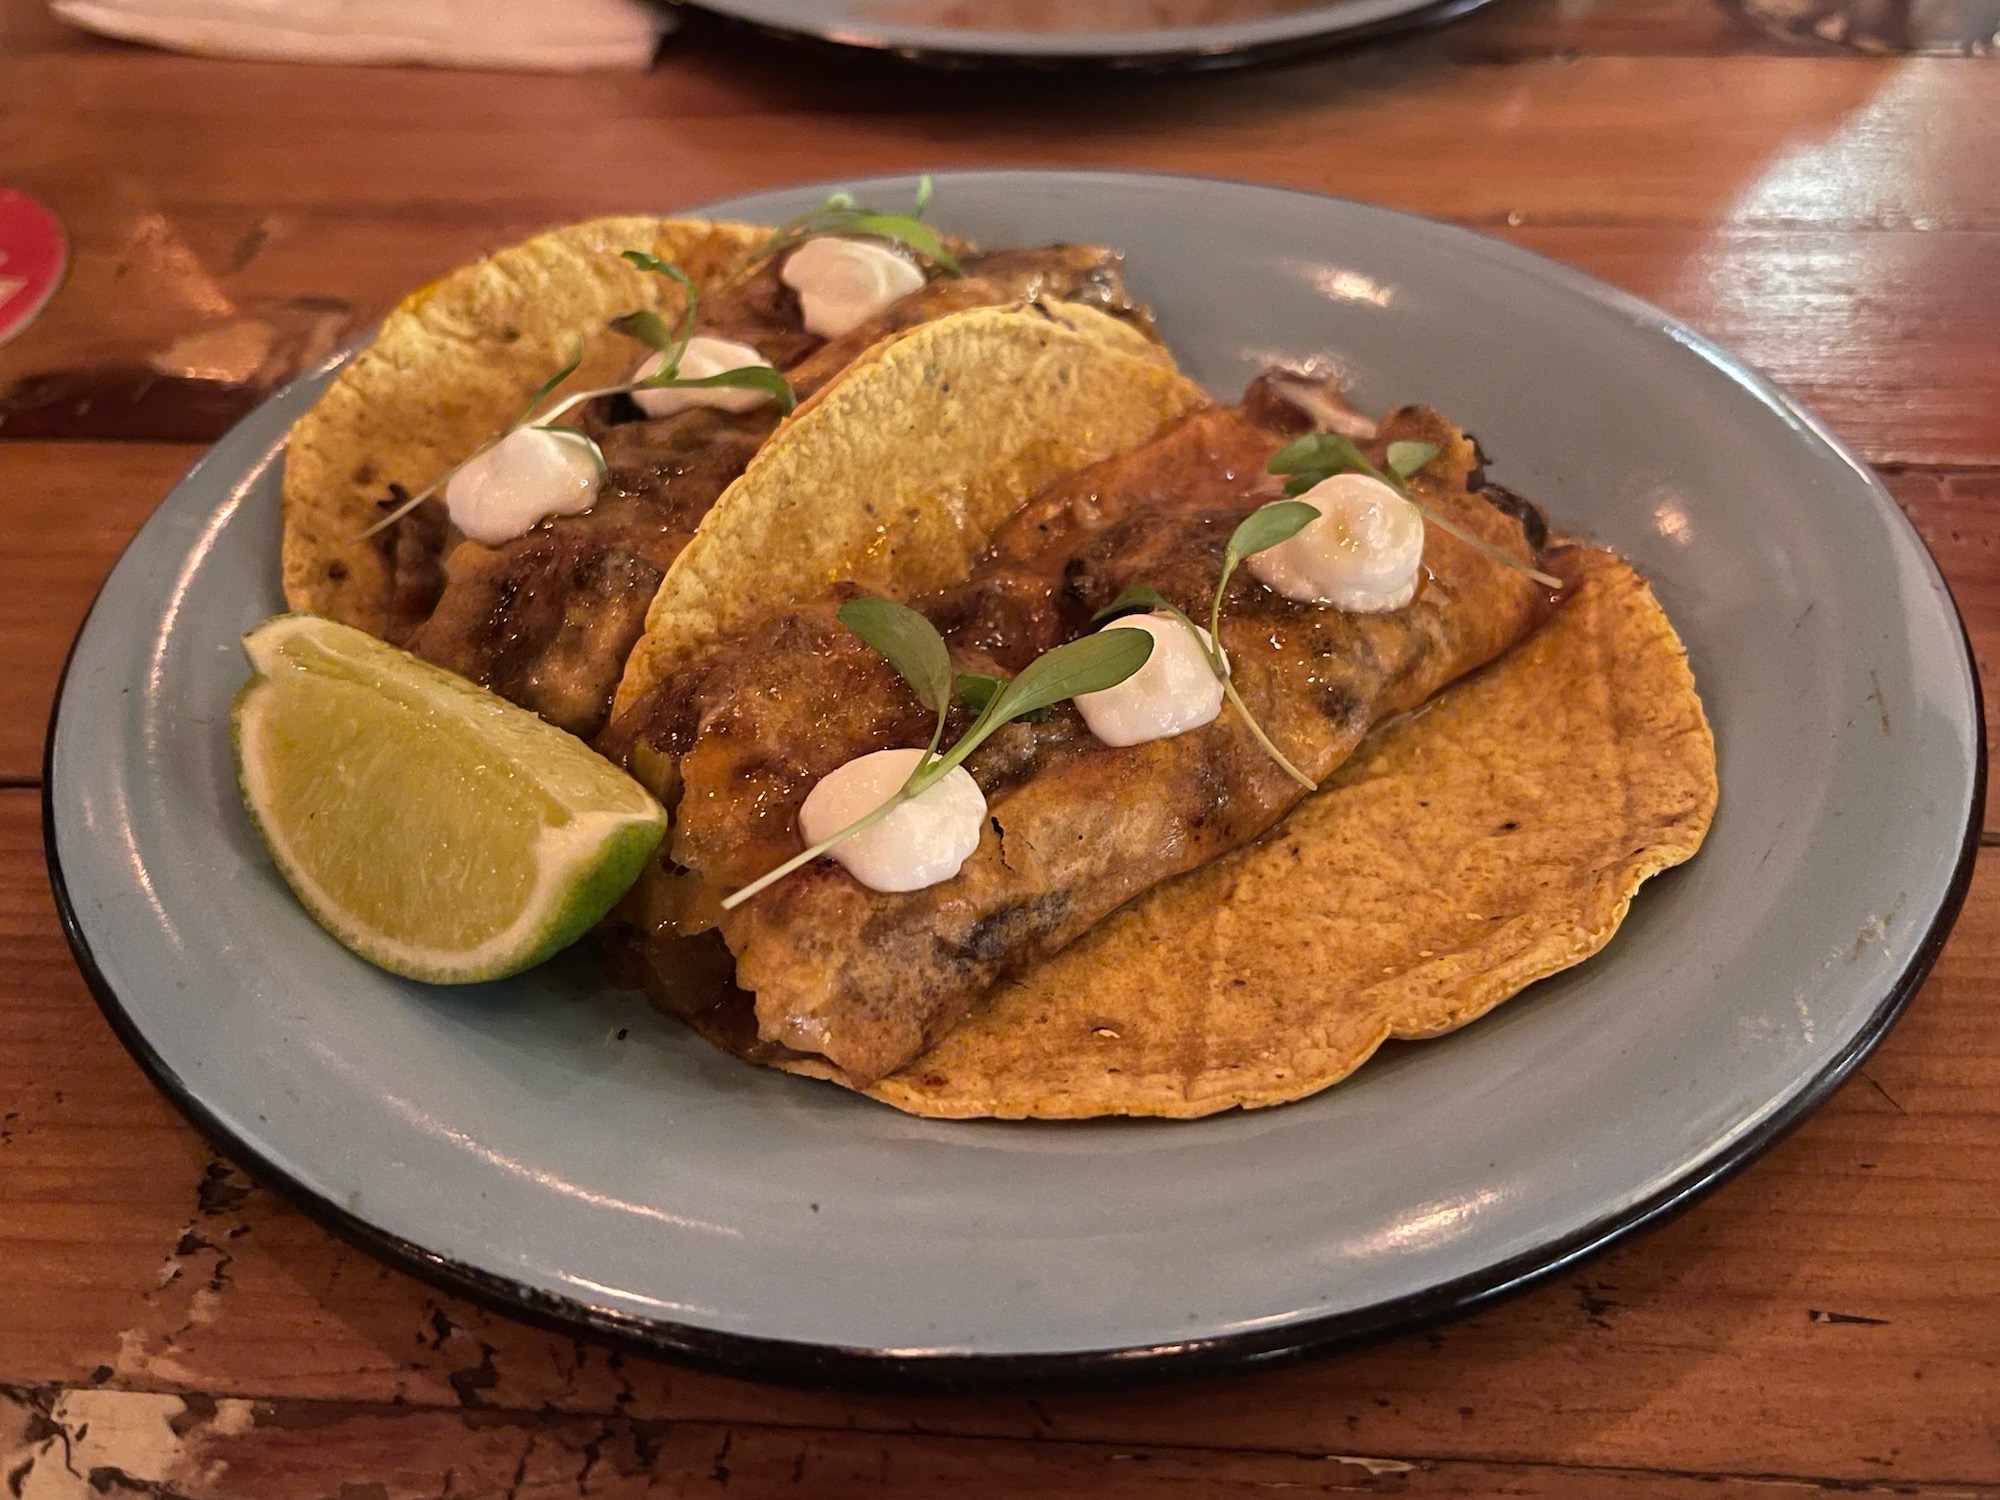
673 0 1493 70
47 172 1982 1391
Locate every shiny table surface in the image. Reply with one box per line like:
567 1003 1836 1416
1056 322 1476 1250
3 1 1998 1493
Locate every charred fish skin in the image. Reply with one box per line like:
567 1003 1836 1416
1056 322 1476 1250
380 245 1156 739
401 413 772 736
371 489 451 643
628 395 1558 1085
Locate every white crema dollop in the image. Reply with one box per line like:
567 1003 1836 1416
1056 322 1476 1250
630 335 776 418
1074 613 1224 748
797 747 987 894
444 426 601 546
1247 472 1425 612
780 237 927 339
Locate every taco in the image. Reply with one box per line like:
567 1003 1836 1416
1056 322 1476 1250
282 203 1171 738
598 371 1717 1117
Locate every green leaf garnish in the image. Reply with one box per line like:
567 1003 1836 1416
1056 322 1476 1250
615 256 692 373
617 252 697 376
357 341 597 540
611 256 798 414
355 247 804 544
1091 584 1171 622
643 364 798 414
1267 431 1562 590
1222 499 1319 579
1267 432 1328 476
1203 500 1324 791
511 342 587 429
619 250 693 283
751 175 964 277
1077 506 1322 793
1386 440 1441 480
720 607 1152 910
981 630 1154 725
1083 506 1322 790
1269 430 1371 494
843 213 959 273
954 670 1052 723
954 671 1008 716
609 308 678 353
838 597 953 714
834 596 956 785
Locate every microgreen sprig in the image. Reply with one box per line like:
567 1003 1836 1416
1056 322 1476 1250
949 669 1056 722
720 597 1152 911
356 342 597 541
952 671 1009 716
750 175 964 277
1268 432 1562 590
1094 499 1323 793
356 252 796 542
610 251 799 412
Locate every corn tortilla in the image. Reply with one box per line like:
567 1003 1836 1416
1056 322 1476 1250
774 544 1716 1117
610 309 1207 716
281 216 768 637
1036 300 1178 369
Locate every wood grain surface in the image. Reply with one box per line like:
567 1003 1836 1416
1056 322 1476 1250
5 0 1998 1493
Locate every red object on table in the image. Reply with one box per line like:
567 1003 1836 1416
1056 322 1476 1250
0 187 65 347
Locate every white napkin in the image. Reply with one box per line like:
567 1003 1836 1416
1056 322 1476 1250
50 0 673 71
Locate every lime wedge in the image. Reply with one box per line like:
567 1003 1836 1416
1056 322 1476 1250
232 614 665 984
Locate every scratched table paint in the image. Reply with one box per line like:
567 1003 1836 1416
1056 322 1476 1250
3 0 1998 1493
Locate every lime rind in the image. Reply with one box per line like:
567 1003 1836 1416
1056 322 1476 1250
232 615 666 985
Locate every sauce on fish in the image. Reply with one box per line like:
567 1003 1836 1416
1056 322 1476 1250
378 243 1156 738
602 383 1563 1082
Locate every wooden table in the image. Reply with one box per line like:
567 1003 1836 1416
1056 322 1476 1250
5 1 1998 1493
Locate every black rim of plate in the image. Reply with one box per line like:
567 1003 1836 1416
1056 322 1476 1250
666 0 1498 73
42 176 1989 1394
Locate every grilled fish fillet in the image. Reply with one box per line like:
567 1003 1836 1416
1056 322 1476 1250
605 390 1557 1083
392 245 1158 738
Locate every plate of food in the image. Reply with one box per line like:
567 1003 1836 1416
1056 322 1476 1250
47 170 1980 1389
672 0 1494 70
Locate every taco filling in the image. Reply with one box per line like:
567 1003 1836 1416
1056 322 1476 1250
376 243 1157 738
601 376 1559 1084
